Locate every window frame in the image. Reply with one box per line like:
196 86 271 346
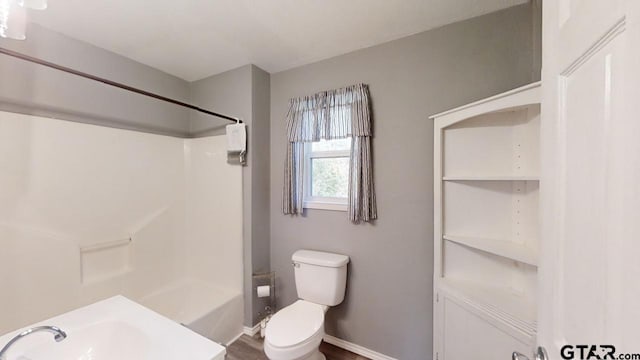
303 139 351 212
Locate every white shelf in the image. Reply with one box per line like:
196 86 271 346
439 278 536 336
441 106 540 177
443 235 538 266
443 176 539 181
432 83 541 355
444 180 539 243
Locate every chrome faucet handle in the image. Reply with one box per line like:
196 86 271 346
0 326 67 359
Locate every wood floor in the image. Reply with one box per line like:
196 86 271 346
226 334 371 360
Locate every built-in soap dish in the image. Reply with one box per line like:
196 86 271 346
80 237 132 284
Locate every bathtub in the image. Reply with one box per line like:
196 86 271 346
138 279 244 346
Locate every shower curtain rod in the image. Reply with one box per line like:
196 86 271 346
0 47 243 124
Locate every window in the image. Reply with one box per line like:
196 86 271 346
303 137 351 211
283 83 375 222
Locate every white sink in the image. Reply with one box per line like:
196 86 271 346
0 296 226 360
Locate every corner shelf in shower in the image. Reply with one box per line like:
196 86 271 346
431 82 541 359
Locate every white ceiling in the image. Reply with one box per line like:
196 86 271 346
30 0 528 81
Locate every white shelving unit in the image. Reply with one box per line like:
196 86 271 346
442 175 539 181
431 82 541 360
443 234 538 266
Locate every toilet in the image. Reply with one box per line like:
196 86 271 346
264 250 349 360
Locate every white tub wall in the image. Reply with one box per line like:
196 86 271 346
184 136 243 294
0 112 187 334
0 112 186 243
0 111 243 336
0 224 80 333
139 279 245 345
123 205 188 300
183 136 244 342
189 293 244 345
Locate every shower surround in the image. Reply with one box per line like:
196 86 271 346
0 111 244 344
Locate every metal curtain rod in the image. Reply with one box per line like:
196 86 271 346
0 47 242 124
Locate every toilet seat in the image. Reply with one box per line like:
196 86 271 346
264 300 326 360
266 300 325 348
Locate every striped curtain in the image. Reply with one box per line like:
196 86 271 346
282 84 377 223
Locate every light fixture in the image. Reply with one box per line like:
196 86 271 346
0 0 47 40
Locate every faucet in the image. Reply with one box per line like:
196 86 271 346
0 326 67 359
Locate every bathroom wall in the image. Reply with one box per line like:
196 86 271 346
190 65 271 327
269 4 540 360
1 23 268 329
249 66 272 324
0 111 243 335
0 24 193 136
0 5 539 352
189 65 252 137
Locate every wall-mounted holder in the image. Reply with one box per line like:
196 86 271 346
253 272 275 321
226 122 247 166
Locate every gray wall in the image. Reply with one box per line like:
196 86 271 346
190 65 271 327
269 5 539 360
249 66 272 323
189 65 252 137
0 24 192 136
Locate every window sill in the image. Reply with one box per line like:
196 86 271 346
304 201 348 212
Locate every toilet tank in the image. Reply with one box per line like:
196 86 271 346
292 250 350 306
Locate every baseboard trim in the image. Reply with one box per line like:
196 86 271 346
239 325 397 360
243 323 260 336
323 335 398 360
226 331 245 346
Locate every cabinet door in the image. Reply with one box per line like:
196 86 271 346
435 291 531 360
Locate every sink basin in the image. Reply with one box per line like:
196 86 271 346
0 296 225 360
16 321 150 360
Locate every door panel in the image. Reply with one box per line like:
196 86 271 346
540 0 640 358
558 28 622 346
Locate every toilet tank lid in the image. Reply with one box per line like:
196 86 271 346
292 250 350 267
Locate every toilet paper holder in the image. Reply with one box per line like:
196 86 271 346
253 272 275 319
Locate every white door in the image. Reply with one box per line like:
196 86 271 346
537 0 640 359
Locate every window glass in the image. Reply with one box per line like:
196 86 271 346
310 157 350 198
311 138 351 152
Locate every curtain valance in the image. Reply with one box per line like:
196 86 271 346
286 83 372 142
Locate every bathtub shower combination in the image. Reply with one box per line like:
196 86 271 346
139 279 243 343
0 111 244 345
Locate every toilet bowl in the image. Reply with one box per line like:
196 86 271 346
263 250 349 360
264 300 327 360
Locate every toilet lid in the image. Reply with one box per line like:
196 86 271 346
266 300 324 348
